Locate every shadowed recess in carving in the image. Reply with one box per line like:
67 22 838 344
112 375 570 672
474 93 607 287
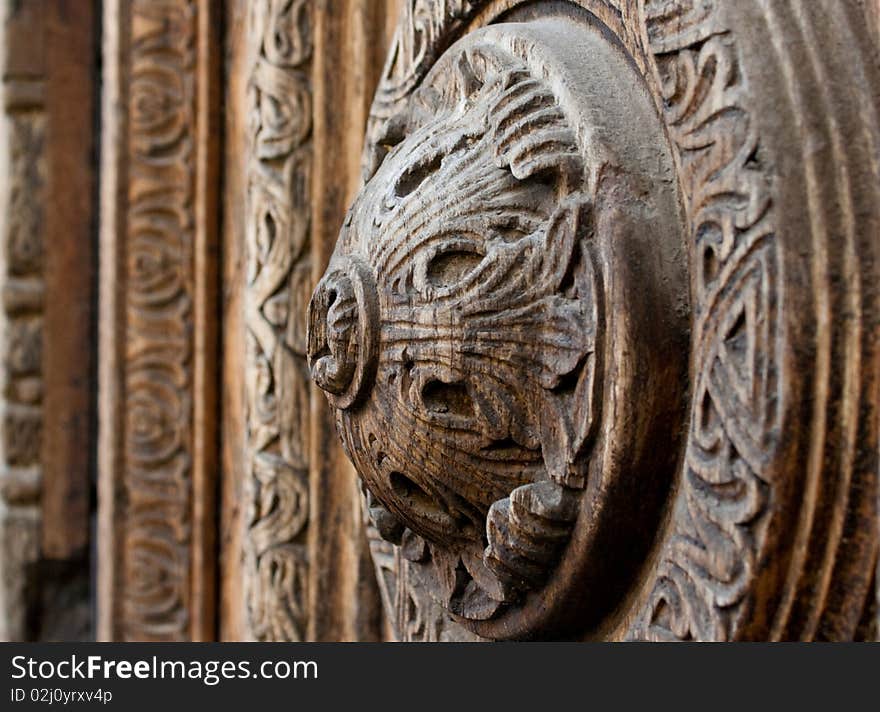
424 248 485 288
395 153 443 197
420 379 474 417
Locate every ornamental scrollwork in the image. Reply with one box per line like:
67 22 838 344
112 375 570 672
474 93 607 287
310 0 880 640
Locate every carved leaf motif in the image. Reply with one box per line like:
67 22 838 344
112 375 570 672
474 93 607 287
312 30 608 623
243 0 313 642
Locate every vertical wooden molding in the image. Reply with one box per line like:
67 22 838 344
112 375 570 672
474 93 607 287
43 0 97 569
0 0 96 642
220 0 249 642
307 0 396 642
37 0 98 641
192 0 221 644
98 0 219 642
0 0 47 642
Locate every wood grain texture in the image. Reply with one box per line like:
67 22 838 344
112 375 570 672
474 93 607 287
42 0 97 566
220 0 249 643
309 0 880 641
306 0 393 642
98 0 220 642
221 0 399 642
858 0 880 48
0 0 96 642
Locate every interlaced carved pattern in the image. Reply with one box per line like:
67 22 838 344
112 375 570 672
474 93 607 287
633 0 779 641
360 0 781 641
244 0 313 642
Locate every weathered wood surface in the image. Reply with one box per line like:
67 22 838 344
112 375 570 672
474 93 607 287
309 0 880 641
307 0 395 643
98 0 220 642
220 0 250 643
0 0 96 642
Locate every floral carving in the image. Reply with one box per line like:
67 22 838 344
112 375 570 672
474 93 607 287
318 0 880 641
119 0 198 641
309 20 690 629
244 0 313 641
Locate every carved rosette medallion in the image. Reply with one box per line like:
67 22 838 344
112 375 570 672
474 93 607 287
309 0 880 640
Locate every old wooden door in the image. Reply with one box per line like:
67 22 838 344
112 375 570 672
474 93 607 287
232 0 877 642
2 0 876 641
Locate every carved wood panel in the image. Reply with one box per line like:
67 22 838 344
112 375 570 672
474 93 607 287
222 0 399 642
240 0 313 642
98 0 220 642
308 0 880 641
85 0 878 641
0 0 96 642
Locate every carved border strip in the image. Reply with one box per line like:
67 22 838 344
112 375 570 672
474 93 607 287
366 0 775 641
242 0 313 642
98 0 219 641
631 0 779 641
360 0 880 640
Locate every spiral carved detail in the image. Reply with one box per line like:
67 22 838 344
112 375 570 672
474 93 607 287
309 18 689 634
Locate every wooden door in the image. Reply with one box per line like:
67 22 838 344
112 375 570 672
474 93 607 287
4 0 875 641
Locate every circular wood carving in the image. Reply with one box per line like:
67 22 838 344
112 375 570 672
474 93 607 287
308 0 880 640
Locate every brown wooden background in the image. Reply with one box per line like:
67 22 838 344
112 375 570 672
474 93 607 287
0 0 877 642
